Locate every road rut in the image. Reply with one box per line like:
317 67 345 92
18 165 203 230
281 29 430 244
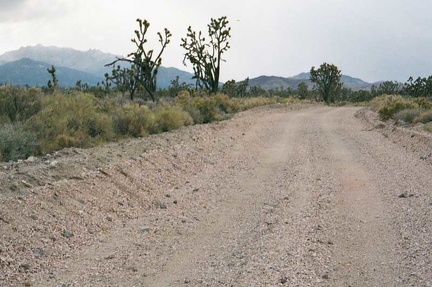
4 106 431 286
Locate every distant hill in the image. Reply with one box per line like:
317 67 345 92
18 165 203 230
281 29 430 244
249 75 308 90
0 45 376 91
0 45 195 88
249 73 374 91
157 66 196 88
340 75 373 90
0 44 118 78
290 72 310 80
0 58 103 87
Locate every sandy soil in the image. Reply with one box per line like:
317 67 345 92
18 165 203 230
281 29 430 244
1 104 431 286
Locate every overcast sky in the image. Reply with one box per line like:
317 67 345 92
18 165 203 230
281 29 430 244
0 0 431 83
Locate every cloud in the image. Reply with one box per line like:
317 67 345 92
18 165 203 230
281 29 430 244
0 0 27 9
1 0 432 82
0 0 73 23
0 0 27 21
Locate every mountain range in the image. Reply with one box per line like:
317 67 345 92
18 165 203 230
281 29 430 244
0 44 117 77
0 45 196 88
0 58 103 87
249 73 375 91
0 45 376 90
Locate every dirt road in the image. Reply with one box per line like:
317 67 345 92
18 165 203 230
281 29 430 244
2 105 432 286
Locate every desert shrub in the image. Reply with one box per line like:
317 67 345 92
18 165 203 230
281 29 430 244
176 92 225 124
237 97 279 110
27 93 114 153
370 95 416 120
424 123 432 133
0 123 40 161
0 86 44 122
184 106 204 124
55 134 82 149
152 105 193 133
175 92 299 124
412 97 432 109
0 87 303 159
174 90 192 107
212 93 240 114
370 95 392 111
394 108 424 123
415 110 432 124
175 91 204 124
191 96 225 123
112 104 155 137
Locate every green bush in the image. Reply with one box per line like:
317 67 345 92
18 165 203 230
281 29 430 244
370 95 391 111
175 92 226 124
175 91 204 124
424 123 432 133
413 97 432 109
191 96 225 123
0 87 305 162
184 106 204 124
370 95 416 120
112 104 155 137
236 96 279 110
152 105 193 133
174 90 192 107
394 108 423 123
27 93 114 153
0 86 43 122
175 92 297 124
415 110 432 124
0 123 40 161
212 93 240 114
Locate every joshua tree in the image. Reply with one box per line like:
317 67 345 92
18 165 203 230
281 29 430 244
181 16 231 93
106 19 171 102
310 63 342 104
47 65 59 93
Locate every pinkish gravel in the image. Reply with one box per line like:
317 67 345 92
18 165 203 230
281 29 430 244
0 104 431 287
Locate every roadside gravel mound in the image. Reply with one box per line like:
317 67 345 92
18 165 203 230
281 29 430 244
1 104 431 287
356 108 432 165
0 103 310 286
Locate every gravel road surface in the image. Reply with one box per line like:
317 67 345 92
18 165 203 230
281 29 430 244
1 105 431 286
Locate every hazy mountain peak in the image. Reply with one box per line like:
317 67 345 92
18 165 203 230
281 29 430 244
0 45 373 90
291 72 310 80
0 58 103 87
0 45 195 88
0 44 120 77
249 73 373 91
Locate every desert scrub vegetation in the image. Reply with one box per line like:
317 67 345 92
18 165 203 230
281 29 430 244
110 103 155 137
394 108 424 123
424 123 432 133
175 91 297 124
0 86 301 161
370 95 416 120
152 105 193 133
415 110 432 124
370 95 432 131
0 123 40 162
0 86 43 122
26 92 115 153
